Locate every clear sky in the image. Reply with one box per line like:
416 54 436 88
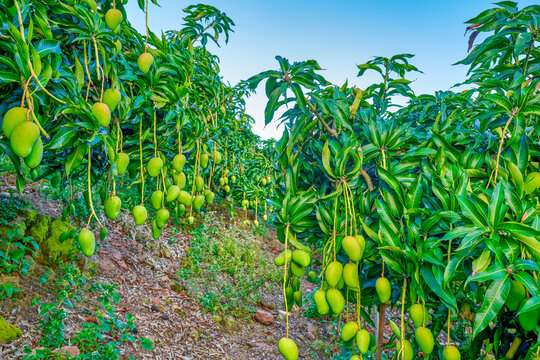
124 0 537 140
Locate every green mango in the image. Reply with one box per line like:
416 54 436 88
325 261 343 288
92 102 111 127
151 219 161 239
326 288 344 315
103 88 121 111
178 190 191 206
151 190 163 209
375 277 391 303
292 250 311 267
10 122 39 157
156 209 169 228
116 152 129 175
314 290 329 315
415 326 434 354
442 345 461 360
396 340 413 360
166 185 180 202
99 227 107 241
25 137 43 168
176 172 186 189
356 329 370 354
410 304 429 328
204 190 215 204
290 262 305 277
2 107 28 138
147 157 163 177
193 195 205 212
200 153 209 168
341 321 358 342
195 176 204 192
105 8 123 30
342 235 362 261
133 205 147 225
343 263 359 288
274 250 292 266
278 337 298 360
173 154 186 172
104 196 121 220
293 291 302 307
138 52 154 73
78 229 95 257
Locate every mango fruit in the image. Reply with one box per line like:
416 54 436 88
147 157 163 177
151 190 163 209
506 280 526 311
193 195 205 212
103 88 121 111
138 52 154 73
178 190 191 207
200 153 209 168
326 288 344 315
290 262 305 277
410 304 429 328
314 290 329 315
396 339 413 360
104 196 121 220
292 250 310 267
278 337 298 360
195 175 204 192
133 205 147 225
342 235 362 261
167 185 180 202
173 154 186 172
92 102 111 127
78 229 95 257
343 263 359 288
156 209 169 228
415 326 434 354
274 250 292 266
151 219 161 239
341 321 358 342
293 291 302 306
204 190 215 204
10 121 39 157
375 277 391 303
105 8 123 30
176 172 186 189
24 137 43 168
442 345 461 360
116 152 129 175
325 261 343 288
2 107 28 138
356 329 370 354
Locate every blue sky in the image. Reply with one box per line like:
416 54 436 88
125 0 537 140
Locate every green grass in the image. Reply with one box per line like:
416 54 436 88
178 212 279 318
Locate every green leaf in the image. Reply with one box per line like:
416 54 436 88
65 145 86 176
420 265 457 311
321 140 335 179
488 182 506 226
517 296 540 316
473 276 510 338
457 195 488 228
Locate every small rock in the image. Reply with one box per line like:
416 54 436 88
150 305 161 312
306 332 315 340
254 310 275 325
98 257 115 273
53 346 80 357
160 275 170 282
308 323 319 337
160 314 170 320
